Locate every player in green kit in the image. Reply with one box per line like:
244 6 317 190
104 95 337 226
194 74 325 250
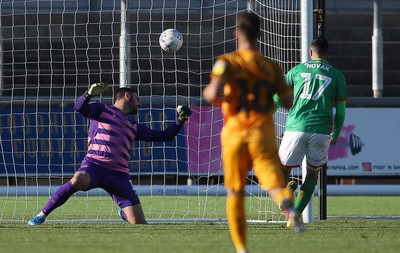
275 38 347 223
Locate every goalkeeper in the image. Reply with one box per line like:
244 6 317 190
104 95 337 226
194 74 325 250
28 84 191 225
275 38 347 225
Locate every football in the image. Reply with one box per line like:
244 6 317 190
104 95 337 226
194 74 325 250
159 29 183 52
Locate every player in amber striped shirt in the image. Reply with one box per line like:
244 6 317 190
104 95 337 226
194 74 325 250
203 11 303 253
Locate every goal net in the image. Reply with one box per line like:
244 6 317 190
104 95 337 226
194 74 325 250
0 0 301 222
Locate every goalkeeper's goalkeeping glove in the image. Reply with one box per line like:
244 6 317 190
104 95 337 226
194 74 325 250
176 105 192 123
83 83 109 100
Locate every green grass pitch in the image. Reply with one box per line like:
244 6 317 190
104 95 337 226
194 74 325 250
0 196 399 253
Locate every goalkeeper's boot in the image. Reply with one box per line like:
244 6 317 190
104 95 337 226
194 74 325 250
118 208 129 223
28 215 46 226
286 209 305 233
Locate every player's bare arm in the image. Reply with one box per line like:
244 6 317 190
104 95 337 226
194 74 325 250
279 92 294 110
203 77 224 105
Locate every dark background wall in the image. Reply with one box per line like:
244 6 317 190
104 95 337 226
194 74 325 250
326 0 400 97
1 0 399 98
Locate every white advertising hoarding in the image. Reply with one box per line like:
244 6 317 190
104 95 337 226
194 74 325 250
187 107 400 177
327 108 400 176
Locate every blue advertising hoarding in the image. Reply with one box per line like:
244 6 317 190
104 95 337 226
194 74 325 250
0 107 187 176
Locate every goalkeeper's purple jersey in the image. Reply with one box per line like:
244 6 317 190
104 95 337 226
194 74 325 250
74 96 183 173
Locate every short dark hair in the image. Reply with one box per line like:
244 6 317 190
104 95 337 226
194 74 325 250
114 87 137 101
311 38 329 58
237 11 260 41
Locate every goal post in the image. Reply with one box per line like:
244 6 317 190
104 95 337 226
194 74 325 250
0 0 305 223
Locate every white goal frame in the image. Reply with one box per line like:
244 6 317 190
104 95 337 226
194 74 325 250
0 0 308 223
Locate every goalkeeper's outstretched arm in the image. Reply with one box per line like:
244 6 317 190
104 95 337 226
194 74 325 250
74 83 109 118
135 105 192 142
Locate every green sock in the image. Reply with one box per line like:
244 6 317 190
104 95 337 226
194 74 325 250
295 176 316 213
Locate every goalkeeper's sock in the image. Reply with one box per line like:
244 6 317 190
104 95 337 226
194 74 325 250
35 211 46 217
227 194 247 253
42 181 77 216
295 176 317 213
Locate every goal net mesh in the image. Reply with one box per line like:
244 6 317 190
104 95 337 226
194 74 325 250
0 0 300 222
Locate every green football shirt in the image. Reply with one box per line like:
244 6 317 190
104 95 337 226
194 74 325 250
285 59 347 134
